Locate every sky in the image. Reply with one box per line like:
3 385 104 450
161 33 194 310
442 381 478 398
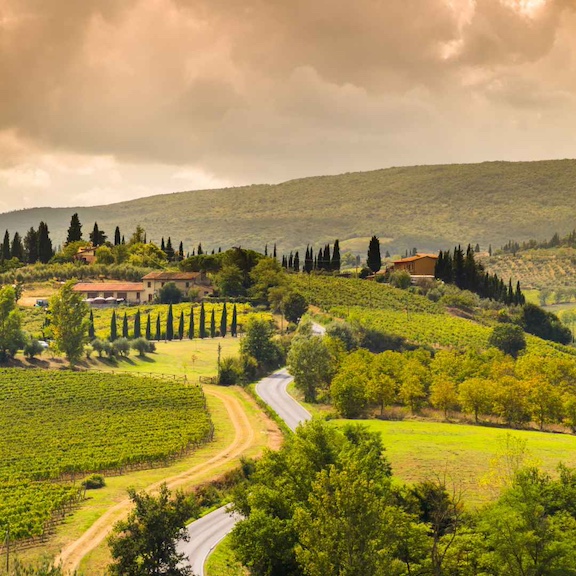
1 0 576 212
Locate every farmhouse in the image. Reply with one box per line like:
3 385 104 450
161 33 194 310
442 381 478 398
142 271 213 302
392 254 438 277
74 245 97 265
72 282 144 304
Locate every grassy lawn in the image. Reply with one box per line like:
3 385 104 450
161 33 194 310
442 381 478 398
205 534 248 576
86 338 242 381
333 419 576 507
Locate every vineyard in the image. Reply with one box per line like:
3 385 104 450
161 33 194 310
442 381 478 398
290 275 443 314
0 370 212 541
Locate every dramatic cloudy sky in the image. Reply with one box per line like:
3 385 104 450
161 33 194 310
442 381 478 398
1 0 575 211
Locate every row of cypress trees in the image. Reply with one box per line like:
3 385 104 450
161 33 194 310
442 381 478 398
279 240 341 273
89 303 239 341
1 222 53 264
435 245 525 305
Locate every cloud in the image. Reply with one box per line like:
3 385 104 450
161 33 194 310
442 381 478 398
0 0 576 210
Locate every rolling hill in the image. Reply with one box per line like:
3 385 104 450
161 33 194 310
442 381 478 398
3 159 576 254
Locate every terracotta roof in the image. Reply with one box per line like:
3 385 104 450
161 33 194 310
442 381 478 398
73 282 143 292
142 271 201 280
393 254 438 264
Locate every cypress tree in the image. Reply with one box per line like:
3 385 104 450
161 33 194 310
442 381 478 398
165 237 175 261
294 251 300 273
305 246 313 273
134 310 141 339
11 232 23 261
2 230 10 261
220 303 227 338
24 227 39 264
178 241 184 261
231 304 237 337
453 245 465 289
145 313 151 340
188 307 195 339
89 222 106 246
122 235 125 245
155 314 161 340
197 243 203 255
273 244 277 259
114 226 121 246
515 281 525 306
282 255 287 269
161 237 166 251
110 310 117 341
367 236 381 273
264 244 268 256
324 244 331 270
507 280 514 305
178 311 184 340
66 213 83 244
317 248 324 270
166 304 174 341
489 244 493 257
88 309 95 340
199 303 206 338
210 309 216 338
288 252 293 270
331 240 341 271
122 313 129 338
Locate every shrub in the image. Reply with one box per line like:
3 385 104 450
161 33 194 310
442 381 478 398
131 338 154 357
389 270 412 289
82 474 106 490
113 337 131 357
488 324 527 358
23 339 44 359
157 282 184 304
91 338 106 357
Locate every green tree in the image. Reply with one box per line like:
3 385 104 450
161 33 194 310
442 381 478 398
157 282 184 304
241 317 280 371
88 309 95 340
166 304 174 341
331 370 367 418
216 265 246 297
110 310 118 341
37 221 53 263
287 335 333 402
430 377 459 419
188 307 195 339
488 324 527 358
66 213 83 244
231 304 238 337
89 221 107 246
122 313 129 339
367 235 381 274
250 257 285 303
0 285 25 361
2 229 10 260
114 226 121 246
220 303 227 338
134 310 141 339
108 483 196 576
331 239 341 271
527 377 563 430
282 292 308 324
145 313 151 340
95 245 115 264
178 311 184 340
11 231 24 261
49 280 89 365
199 303 206 338
210 309 216 338
458 377 494 423
155 314 161 340
24 227 39 264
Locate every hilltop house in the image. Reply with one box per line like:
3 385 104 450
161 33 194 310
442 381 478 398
72 282 144 304
142 271 213 302
392 254 438 277
74 245 98 265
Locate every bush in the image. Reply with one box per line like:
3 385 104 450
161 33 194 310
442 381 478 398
113 337 131 357
389 270 412 289
82 474 106 490
91 338 106 357
23 339 44 359
157 282 184 304
488 324 527 358
131 338 154 357
326 321 359 351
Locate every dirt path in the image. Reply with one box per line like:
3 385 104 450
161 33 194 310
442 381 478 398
56 387 262 574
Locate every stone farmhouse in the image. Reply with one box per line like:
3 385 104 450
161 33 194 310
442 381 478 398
392 254 438 277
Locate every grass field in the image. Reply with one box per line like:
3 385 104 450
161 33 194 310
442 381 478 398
205 534 248 576
333 419 576 506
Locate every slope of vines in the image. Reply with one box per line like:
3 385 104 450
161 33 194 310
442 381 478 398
0 370 212 541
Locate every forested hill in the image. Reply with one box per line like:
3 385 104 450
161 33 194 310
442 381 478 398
3 159 576 253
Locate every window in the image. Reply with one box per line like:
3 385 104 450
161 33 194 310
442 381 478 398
136 292 140 299
104 292 113 298
161 282 165 287
88 292 97 299
147 281 151 288
186 282 190 288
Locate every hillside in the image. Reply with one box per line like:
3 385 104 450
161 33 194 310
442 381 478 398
3 159 576 253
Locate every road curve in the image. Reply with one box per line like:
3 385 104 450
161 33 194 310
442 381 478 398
181 323 324 575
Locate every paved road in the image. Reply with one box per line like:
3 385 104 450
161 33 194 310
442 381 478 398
180 322 323 575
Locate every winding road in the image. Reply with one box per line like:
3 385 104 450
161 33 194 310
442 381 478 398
180 322 325 575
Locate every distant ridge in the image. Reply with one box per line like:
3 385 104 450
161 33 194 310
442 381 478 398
2 159 576 254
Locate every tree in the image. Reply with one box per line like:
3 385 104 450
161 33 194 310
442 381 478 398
24 227 39 263
37 221 53 263
2 229 10 260
0 285 25 361
114 226 121 246
216 265 245 297
110 310 118 341
89 222 107 246
188 307 195 339
210 309 216 338
199 303 206 338
231 304 238 337
165 237 175 261
66 213 83 244
145 313 151 340
178 311 184 340
331 370 368 418
241 318 280 371
430 377 459 419
458 378 494 423
220 303 227 338
282 292 308 324
49 280 89 365
331 239 341 271
527 377 563 430
166 304 174 341
367 235 382 273
134 310 141 339
11 232 24 261
108 483 196 576
157 282 184 304
366 373 396 416
489 324 526 358
155 314 161 340
287 335 333 402
95 245 115 264
88 309 95 340
122 313 129 339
